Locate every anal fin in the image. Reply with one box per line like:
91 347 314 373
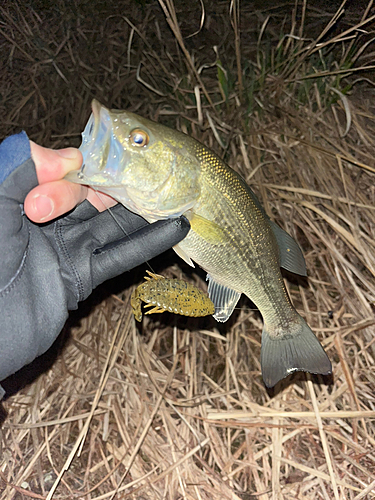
206 275 241 322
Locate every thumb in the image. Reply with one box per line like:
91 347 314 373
24 142 86 223
30 142 83 184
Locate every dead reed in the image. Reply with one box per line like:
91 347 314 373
1 0 375 498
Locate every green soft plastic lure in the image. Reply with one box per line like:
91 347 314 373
131 271 214 322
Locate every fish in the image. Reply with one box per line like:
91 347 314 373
131 270 215 322
65 99 332 387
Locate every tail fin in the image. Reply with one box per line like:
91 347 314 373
260 314 332 388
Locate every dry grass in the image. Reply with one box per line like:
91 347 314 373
1 0 375 498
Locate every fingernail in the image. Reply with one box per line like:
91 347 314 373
57 147 78 159
33 194 54 221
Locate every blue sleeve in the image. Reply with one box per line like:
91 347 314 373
0 131 31 184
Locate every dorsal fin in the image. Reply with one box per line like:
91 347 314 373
242 181 307 277
269 220 307 277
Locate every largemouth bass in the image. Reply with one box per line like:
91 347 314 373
65 100 332 387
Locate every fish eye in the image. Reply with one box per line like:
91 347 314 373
129 128 149 147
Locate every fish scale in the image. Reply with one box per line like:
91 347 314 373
65 100 332 387
183 144 285 316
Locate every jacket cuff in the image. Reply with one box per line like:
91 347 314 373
0 131 31 184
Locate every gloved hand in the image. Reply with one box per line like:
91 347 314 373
0 132 190 398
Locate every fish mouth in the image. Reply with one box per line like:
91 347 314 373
65 99 128 187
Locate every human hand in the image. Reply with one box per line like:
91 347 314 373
25 141 117 222
0 132 190 397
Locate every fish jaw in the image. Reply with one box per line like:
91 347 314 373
65 100 134 194
65 100 202 219
65 169 196 221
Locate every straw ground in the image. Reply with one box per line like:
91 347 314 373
1 0 375 498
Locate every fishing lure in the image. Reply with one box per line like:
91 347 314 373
131 271 215 322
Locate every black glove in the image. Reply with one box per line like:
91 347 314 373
0 132 190 397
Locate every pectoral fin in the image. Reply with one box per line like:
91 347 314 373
269 220 307 277
190 214 227 245
206 275 241 322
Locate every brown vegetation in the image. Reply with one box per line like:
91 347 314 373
1 0 375 498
